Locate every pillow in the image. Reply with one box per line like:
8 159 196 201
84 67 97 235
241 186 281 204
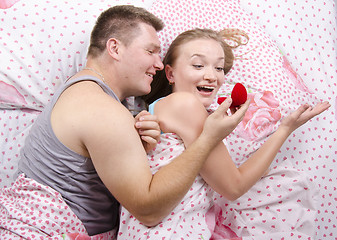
240 0 337 102
235 1 337 239
0 0 152 188
149 0 319 165
149 1 324 238
0 109 36 188
0 0 20 9
0 0 150 112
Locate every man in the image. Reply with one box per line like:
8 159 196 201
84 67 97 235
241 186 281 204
10 5 248 237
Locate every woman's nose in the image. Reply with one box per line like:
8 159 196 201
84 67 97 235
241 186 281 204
204 68 217 82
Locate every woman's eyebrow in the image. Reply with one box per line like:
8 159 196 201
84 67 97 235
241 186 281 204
190 53 225 61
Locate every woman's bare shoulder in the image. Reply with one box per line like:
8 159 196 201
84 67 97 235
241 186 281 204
158 92 205 113
154 92 208 146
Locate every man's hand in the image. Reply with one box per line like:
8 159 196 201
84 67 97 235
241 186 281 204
135 110 161 153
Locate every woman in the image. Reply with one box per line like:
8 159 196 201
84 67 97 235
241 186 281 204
117 28 330 239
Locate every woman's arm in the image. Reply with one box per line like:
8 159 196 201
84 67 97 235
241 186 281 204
200 101 331 201
154 92 249 147
155 91 330 201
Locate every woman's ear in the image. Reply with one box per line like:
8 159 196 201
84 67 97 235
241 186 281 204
165 64 174 83
106 38 120 60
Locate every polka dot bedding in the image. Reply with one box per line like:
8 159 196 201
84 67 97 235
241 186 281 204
119 133 220 240
0 0 152 187
149 0 337 238
239 1 336 239
0 0 336 239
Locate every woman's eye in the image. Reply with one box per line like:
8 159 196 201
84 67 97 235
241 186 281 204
193 64 203 69
216 67 224 72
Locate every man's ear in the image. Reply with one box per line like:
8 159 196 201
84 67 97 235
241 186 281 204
165 64 174 83
106 38 121 60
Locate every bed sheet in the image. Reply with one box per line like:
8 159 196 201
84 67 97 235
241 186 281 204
0 0 153 186
238 1 337 239
150 1 336 239
0 0 336 239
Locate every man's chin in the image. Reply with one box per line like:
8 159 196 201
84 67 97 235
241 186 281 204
132 90 150 98
140 87 152 96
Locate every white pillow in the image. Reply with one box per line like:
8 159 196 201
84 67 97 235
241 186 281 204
148 2 323 238
0 0 151 188
149 0 319 164
0 0 149 112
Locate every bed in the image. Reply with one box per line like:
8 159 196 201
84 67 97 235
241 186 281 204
0 0 336 239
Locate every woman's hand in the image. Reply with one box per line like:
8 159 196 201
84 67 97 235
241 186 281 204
135 110 161 153
202 97 250 145
280 101 330 133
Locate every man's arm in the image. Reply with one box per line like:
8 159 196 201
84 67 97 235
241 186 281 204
82 92 245 226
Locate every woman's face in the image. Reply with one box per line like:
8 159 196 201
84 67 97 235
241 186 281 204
166 38 225 108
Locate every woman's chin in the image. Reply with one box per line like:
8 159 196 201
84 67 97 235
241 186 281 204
200 99 212 109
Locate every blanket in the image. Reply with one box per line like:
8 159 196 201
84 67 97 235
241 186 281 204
0 174 116 240
118 133 240 240
215 160 318 240
118 132 317 239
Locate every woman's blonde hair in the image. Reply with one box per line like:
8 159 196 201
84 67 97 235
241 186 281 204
143 28 249 105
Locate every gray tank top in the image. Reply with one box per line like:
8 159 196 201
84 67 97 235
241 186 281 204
18 76 121 235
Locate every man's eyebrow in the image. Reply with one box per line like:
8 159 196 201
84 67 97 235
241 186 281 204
148 43 161 52
148 42 160 48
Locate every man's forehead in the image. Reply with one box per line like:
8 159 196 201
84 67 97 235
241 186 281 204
134 23 162 48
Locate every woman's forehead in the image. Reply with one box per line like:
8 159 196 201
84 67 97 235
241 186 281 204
177 39 225 59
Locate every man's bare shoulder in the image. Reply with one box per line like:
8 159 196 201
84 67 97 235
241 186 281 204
56 81 131 124
55 81 153 205
51 81 136 156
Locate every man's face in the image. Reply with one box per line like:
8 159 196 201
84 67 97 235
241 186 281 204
118 23 163 99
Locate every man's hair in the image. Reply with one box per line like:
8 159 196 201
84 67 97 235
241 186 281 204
88 5 164 57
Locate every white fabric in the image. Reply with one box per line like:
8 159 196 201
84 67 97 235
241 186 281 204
216 160 318 239
1 0 336 238
0 0 148 188
118 133 217 240
239 1 337 239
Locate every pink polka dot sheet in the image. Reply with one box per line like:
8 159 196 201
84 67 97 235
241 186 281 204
119 133 241 240
0 0 20 9
149 0 337 239
238 1 337 239
0 0 336 239
0 174 117 239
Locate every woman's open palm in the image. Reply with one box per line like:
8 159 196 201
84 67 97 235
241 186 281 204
280 101 330 132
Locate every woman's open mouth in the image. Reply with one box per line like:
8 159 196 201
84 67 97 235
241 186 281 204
197 86 215 93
